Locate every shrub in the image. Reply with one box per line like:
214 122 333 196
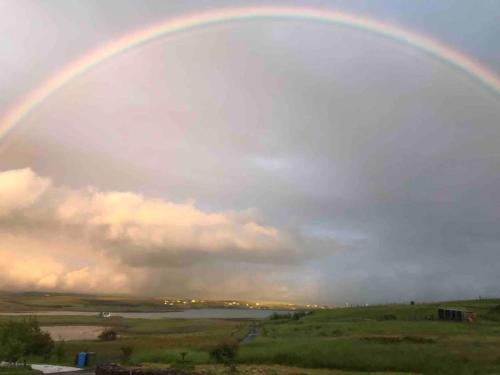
0 337 25 363
169 351 194 371
55 340 67 362
292 311 307 320
131 349 208 365
331 329 343 336
209 342 238 368
270 311 308 321
490 305 500 313
270 313 291 320
98 329 117 341
261 327 268 337
120 346 134 364
273 351 301 366
30 330 54 360
0 318 55 363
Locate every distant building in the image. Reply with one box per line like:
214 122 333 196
438 307 476 322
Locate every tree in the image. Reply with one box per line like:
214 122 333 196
29 328 54 360
0 337 25 363
0 318 54 363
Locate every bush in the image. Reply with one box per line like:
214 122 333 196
131 349 208 365
209 342 238 367
98 329 117 341
55 340 67 362
120 346 133 364
331 329 343 336
273 351 301 366
490 305 500 313
261 327 268 337
169 352 194 372
270 313 291 320
292 311 307 320
0 318 54 363
270 311 308 321
30 330 54 360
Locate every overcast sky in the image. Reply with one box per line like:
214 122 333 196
0 0 499 304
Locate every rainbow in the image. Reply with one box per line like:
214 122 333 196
1 5 499 141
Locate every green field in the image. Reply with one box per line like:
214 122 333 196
2 297 500 374
237 299 500 374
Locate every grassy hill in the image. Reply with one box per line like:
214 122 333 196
238 298 500 374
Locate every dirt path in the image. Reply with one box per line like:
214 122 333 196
241 323 259 343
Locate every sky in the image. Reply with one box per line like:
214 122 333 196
0 0 499 304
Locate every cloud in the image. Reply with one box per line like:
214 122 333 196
0 234 133 293
0 168 51 215
56 189 291 260
0 168 324 298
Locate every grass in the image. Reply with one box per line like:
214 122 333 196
3 297 500 374
57 318 248 366
239 337 453 373
195 364 410 374
133 349 210 365
0 368 41 375
237 299 500 374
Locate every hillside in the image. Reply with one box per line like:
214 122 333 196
241 298 500 374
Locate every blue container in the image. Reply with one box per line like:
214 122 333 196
77 352 87 368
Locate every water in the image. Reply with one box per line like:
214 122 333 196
0 308 286 319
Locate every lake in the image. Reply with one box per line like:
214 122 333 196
0 308 287 319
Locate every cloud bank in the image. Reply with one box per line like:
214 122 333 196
0 168 320 299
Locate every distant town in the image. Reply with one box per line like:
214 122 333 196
159 298 330 310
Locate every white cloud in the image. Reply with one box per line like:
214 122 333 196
0 168 51 216
0 168 314 298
